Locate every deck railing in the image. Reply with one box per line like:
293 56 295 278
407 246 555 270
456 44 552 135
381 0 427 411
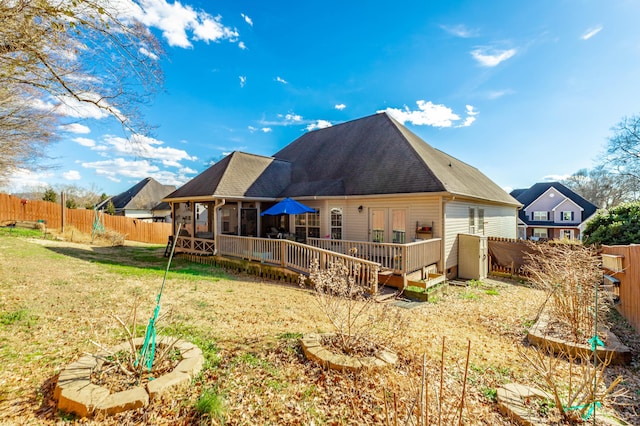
307 237 441 276
216 235 380 292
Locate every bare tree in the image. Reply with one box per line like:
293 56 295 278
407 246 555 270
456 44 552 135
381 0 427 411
606 114 640 185
562 166 636 209
0 0 164 183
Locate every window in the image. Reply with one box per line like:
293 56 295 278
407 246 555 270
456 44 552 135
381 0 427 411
533 228 547 238
220 204 238 235
533 211 548 221
478 209 485 234
562 211 573 221
371 209 385 242
469 208 476 233
392 209 406 243
295 210 320 240
330 208 343 239
562 229 574 239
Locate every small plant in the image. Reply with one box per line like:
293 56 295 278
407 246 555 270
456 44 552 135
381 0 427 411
485 288 499 296
481 386 498 402
303 258 408 356
195 387 226 422
523 242 609 344
518 344 625 423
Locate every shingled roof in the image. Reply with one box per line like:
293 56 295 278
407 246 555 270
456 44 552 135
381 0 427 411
166 112 519 206
165 152 291 200
510 181 598 224
98 177 176 211
274 112 519 205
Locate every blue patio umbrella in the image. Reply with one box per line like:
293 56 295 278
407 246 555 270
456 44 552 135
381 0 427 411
260 198 315 216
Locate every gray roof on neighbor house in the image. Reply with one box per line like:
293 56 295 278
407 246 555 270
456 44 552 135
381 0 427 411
165 112 519 206
97 177 176 210
510 181 598 224
165 152 291 200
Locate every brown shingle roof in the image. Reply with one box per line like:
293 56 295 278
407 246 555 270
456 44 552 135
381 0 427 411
165 152 291 200
166 112 519 206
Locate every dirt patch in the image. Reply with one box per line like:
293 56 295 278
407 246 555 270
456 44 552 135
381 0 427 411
0 236 638 424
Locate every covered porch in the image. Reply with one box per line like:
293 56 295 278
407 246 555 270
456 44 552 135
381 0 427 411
167 198 442 289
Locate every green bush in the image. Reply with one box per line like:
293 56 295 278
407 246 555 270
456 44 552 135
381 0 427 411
583 201 640 245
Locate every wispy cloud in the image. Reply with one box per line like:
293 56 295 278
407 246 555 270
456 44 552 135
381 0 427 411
471 47 517 67
73 137 96 147
334 104 346 110
440 24 477 38
241 13 253 26
239 75 247 88
248 126 272 133
59 123 91 134
100 134 197 164
139 47 159 60
0 168 54 192
306 120 332 131
581 25 603 40
380 100 478 128
238 41 247 50
543 174 570 182
275 76 288 84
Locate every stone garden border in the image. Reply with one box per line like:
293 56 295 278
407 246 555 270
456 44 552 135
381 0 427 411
527 314 632 365
54 336 204 417
301 333 398 372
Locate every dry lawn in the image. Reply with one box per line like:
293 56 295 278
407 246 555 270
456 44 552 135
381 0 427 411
0 232 638 425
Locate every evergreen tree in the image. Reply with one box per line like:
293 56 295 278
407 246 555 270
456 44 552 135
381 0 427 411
583 201 640 245
42 187 57 203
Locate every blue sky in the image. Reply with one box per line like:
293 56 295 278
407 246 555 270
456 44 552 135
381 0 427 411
6 0 640 196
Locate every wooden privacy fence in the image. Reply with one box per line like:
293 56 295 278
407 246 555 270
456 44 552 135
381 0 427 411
0 193 171 245
601 245 640 334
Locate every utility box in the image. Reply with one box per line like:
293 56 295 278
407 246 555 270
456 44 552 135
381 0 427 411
458 234 488 280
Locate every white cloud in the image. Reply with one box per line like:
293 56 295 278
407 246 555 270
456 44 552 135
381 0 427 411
543 174 571 182
581 25 603 40
261 127 272 133
101 134 198 163
59 123 91 134
440 24 477 38
82 158 159 180
239 75 247 88
459 105 479 127
306 120 332 131
283 113 302 123
238 41 247 50
241 13 253 26
73 137 96 147
471 47 517 67
335 104 346 110
0 168 54 192
380 100 468 128
33 93 123 121
139 47 159 60
63 170 81 180
487 89 513 100
120 0 239 48
275 76 288 84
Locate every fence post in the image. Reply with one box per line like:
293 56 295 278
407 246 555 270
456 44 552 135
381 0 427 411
60 192 66 232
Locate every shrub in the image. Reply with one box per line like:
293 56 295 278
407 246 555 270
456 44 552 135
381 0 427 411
523 242 608 344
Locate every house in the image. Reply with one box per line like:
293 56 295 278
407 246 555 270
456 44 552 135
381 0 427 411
510 182 598 241
164 112 520 279
97 177 176 221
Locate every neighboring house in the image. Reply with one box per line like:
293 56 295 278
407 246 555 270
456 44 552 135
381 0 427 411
150 201 172 222
97 177 176 221
510 182 598 241
164 112 520 278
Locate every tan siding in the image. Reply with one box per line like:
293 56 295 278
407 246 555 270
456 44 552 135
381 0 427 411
444 201 517 270
336 196 441 242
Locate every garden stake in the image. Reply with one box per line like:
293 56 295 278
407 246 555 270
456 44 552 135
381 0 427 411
136 223 181 372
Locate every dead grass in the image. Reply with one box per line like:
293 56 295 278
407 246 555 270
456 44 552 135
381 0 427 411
0 235 637 425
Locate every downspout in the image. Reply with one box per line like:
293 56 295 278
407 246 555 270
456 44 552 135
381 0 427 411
213 198 226 255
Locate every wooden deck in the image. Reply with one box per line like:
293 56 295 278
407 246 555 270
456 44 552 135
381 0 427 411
173 235 442 292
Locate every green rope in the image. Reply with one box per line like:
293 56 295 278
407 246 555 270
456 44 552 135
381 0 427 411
564 401 601 420
135 224 181 372
588 335 604 351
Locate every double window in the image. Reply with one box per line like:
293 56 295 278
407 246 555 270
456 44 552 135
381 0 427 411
533 211 548 221
295 210 320 239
